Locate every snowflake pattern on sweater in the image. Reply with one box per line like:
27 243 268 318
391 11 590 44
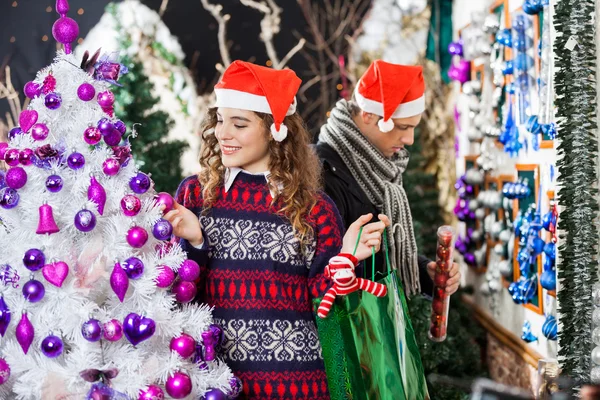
176 172 343 400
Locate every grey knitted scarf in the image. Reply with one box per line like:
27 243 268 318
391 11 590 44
319 99 420 296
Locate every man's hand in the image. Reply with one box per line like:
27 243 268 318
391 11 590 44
427 261 461 295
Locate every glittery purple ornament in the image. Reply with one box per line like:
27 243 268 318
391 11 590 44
41 334 64 358
97 118 114 136
155 265 176 288
6 167 27 189
0 358 9 384
81 318 103 342
129 172 151 194
23 248 45 272
102 158 121 176
114 120 127 135
121 194 142 216
127 226 148 248
152 219 173 241
200 389 227 400
103 319 124 342
45 93 62 110
165 372 192 399
226 377 243 399
88 176 107 215
110 262 129 302
74 209 96 232
170 333 196 358
19 148 34 166
448 60 471 84
103 129 122 146
155 192 175 213
0 297 11 337
447 41 463 56
24 81 42 99
16 312 34 354
84 126 102 145
46 174 63 193
178 260 200 282
172 280 197 303
97 91 115 108
67 152 85 169
0 188 19 209
123 257 144 280
139 385 165 400
31 123 50 141
77 83 96 101
8 127 22 140
123 313 156 346
23 279 45 302
4 148 20 166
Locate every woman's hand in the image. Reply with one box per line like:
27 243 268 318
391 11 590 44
341 214 391 261
163 202 204 247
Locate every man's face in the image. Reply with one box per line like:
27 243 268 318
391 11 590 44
358 112 422 158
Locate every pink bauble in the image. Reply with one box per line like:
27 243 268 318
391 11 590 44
24 81 42 99
155 192 175 213
0 358 9 384
155 265 176 288
170 333 197 358
0 143 8 160
6 167 27 189
52 17 79 45
178 260 200 282
121 194 142 216
139 385 165 400
77 83 96 101
31 123 49 141
127 226 148 248
103 319 123 342
97 91 115 108
19 148 34 166
165 372 192 399
102 158 121 176
4 148 20 166
84 126 102 145
172 280 197 303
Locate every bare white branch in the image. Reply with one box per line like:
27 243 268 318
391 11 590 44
200 0 232 68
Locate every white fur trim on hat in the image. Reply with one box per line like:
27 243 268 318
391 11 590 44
214 88 297 116
354 88 425 119
270 123 288 142
378 118 395 132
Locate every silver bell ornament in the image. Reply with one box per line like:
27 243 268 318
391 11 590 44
475 208 486 221
489 192 502 209
489 279 501 293
491 221 503 240
484 213 496 231
471 230 482 243
475 246 487 266
499 229 512 243
494 243 505 256
465 169 484 185
467 127 483 141
483 14 500 34
468 199 479 211
498 259 512 278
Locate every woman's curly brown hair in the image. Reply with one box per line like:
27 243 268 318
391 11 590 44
198 108 322 249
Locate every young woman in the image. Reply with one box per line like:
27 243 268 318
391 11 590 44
164 60 389 400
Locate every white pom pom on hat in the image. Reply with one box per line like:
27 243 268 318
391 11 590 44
270 123 288 142
378 118 395 133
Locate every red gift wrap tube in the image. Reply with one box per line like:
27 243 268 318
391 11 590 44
429 225 455 342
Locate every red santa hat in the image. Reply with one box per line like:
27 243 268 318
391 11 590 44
214 60 301 142
354 60 425 132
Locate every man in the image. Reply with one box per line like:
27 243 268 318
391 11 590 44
317 59 460 297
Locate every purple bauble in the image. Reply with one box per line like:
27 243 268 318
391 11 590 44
0 297 11 337
178 260 200 282
102 158 121 176
24 81 41 99
8 127 22 140
170 333 197 358
84 126 102 145
123 257 145 280
81 318 103 342
6 167 27 190
123 313 156 346
200 389 227 400
110 262 129 302
45 174 63 193
172 280 197 303
165 372 193 399
19 149 34 166
31 123 50 141
22 279 45 303
152 219 173 241
103 129 122 146
121 194 142 216
114 120 127 135
44 93 62 110
127 226 149 248
41 334 64 358
155 192 175 213
464 252 476 266
0 188 19 209
97 91 115 108
4 148 20 166
97 118 114 136
52 17 79 45
74 209 96 232
77 83 96 101
130 172 151 194
23 248 45 271
103 319 124 342
226 377 243 399
447 41 463 56
155 265 176 288
139 385 165 400
67 152 85 169
0 358 10 384
0 143 8 160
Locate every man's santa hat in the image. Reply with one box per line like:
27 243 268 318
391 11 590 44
354 60 425 133
214 60 301 142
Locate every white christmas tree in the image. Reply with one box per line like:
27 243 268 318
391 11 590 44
0 1 238 399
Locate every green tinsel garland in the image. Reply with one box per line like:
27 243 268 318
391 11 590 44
554 0 598 384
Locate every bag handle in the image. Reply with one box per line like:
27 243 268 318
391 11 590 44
352 226 392 281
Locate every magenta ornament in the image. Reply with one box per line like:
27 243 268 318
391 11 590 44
0 358 10 384
110 262 129 302
170 333 196 358
155 265 176 288
103 129 122 146
139 385 165 400
6 167 27 190
41 334 64 358
448 60 471 84
16 312 35 354
127 226 148 248
121 194 142 216
77 83 96 101
0 297 11 337
172 280 197 303
81 318 103 342
88 176 107 215
31 123 50 141
19 148 35 166
84 126 102 145
0 143 8 160
4 148 20 166
42 260 69 287
201 325 222 362
19 110 38 133
123 313 156 346
52 0 79 54
103 319 124 342
155 192 175 213
36 203 60 234
178 260 200 282
102 158 121 176
165 372 192 399
97 91 115 108
24 81 42 99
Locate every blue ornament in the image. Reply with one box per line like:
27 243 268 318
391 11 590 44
521 321 538 343
526 115 541 134
543 255 555 270
512 13 532 32
513 35 533 52
514 214 523 235
542 210 556 231
542 315 558 340
544 242 556 260
523 277 538 301
523 0 544 14
506 82 516 95
541 123 557 139
502 61 514 75
540 270 556 291
531 237 545 256
515 53 534 71
496 29 513 47
508 281 519 297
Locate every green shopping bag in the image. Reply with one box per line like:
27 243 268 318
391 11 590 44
314 230 429 400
